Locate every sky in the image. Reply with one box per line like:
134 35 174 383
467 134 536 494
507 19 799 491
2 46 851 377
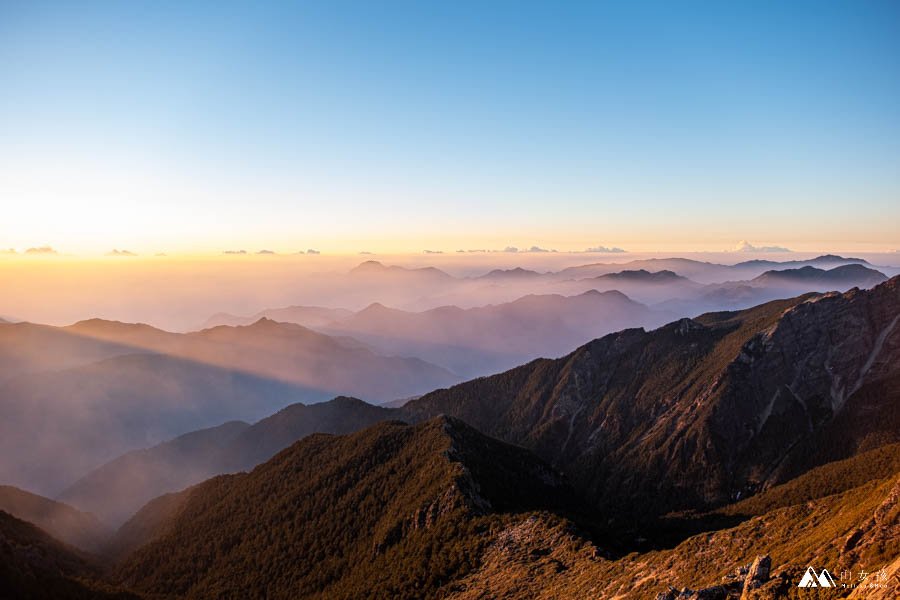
1 1 899 255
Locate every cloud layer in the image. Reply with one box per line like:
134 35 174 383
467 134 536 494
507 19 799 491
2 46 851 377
731 240 791 253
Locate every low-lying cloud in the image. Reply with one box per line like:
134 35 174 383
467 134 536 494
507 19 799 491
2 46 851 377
25 246 57 255
582 245 626 253
731 240 791 253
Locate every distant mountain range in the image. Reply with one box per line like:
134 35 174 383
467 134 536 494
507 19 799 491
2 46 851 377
201 305 353 330
750 263 887 289
47 277 900 533
320 290 665 377
188 254 895 317
0 318 456 496
201 290 668 379
655 263 888 316
1 274 898 598
198 258 889 378
553 253 882 283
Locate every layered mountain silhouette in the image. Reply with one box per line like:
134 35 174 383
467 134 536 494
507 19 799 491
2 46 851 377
59 398 394 527
2 275 899 599
195 258 890 378
57 277 900 529
554 254 880 284
194 255 892 317
0 485 109 552
0 318 456 496
203 290 670 380
200 305 353 330
56 421 251 528
552 269 704 304
750 263 886 289
475 267 544 281
652 263 889 317
320 290 665 377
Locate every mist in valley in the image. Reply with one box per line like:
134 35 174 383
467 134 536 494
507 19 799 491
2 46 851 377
0 250 895 530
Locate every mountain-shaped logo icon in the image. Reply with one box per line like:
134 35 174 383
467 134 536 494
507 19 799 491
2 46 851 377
798 566 836 587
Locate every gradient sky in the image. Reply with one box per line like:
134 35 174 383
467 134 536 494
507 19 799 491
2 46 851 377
2 1 899 254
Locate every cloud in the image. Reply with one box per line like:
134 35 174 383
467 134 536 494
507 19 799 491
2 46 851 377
106 249 137 256
582 245 626 253
359 251 373 255
25 246 57 255
0 248 15 254
256 249 275 255
305 249 320 255
731 240 791 253
503 246 519 253
155 253 167 257
423 249 443 254
223 250 247 255
525 245 556 253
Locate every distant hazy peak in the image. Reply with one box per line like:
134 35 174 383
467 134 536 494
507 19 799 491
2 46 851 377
753 264 886 283
66 318 163 332
594 269 686 281
478 267 542 279
350 259 386 272
349 260 453 278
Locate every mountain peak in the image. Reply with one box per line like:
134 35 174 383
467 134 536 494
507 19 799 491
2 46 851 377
358 301 396 315
350 260 386 273
753 264 886 286
810 253 867 264
596 269 685 282
67 318 159 333
111 417 574 597
479 267 542 279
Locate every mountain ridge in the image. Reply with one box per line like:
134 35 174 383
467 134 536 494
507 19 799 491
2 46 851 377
403 276 900 520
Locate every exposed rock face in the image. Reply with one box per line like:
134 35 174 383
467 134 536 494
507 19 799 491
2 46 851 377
405 277 900 518
653 555 775 600
739 555 771 599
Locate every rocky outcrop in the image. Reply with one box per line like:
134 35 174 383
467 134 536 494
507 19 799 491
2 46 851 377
739 555 771 599
653 555 776 600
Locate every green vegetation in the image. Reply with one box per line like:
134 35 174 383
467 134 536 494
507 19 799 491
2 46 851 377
722 443 900 517
0 510 136 600
112 417 576 599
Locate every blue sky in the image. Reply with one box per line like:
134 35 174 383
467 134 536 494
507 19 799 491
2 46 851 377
1 1 899 253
